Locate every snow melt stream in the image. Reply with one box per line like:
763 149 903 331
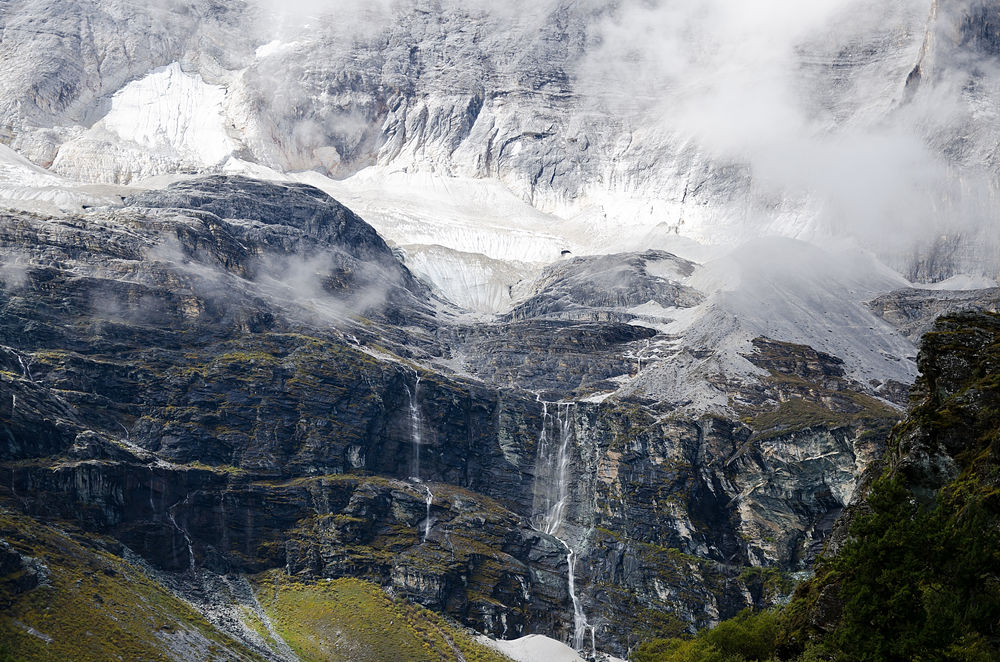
532 401 593 653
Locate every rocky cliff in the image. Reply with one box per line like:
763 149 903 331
1 2 998 659
633 311 1000 661
0 175 917 658
1 1 999 284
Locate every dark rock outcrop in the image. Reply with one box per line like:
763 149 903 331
867 286 1000 343
781 312 1000 658
506 250 703 323
0 175 902 656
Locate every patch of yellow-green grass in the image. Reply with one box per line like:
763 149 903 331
185 460 248 476
749 393 896 442
238 605 281 652
0 507 265 662
254 571 512 662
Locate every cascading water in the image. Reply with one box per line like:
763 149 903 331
407 373 435 541
566 547 590 652
167 493 196 573
538 403 574 536
422 484 434 542
148 467 156 513
532 400 592 652
407 375 423 481
16 353 32 381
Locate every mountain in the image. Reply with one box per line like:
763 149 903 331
0 1 999 660
633 311 1000 661
2 1 1000 285
0 174 993 659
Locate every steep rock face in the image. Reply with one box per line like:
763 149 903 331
0 509 272 662
960 2 1000 59
505 250 703 323
0 0 254 163
867 286 1000 342
757 312 1000 660
885 312 1000 496
0 175 906 656
452 320 657 401
2 1 999 280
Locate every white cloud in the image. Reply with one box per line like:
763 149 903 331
573 0 1000 266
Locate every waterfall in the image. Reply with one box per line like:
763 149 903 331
422 484 434 542
16 353 32 381
407 375 423 481
566 546 588 651
536 403 575 535
407 373 434 542
167 493 196 572
532 400 591 652
148 467 156 513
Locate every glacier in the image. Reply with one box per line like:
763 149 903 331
52 63 239 184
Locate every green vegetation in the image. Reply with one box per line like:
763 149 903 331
743 338 900 442
751 395 892 435
253 571 511 662
633 609 783 662
634 314 1000 662
633 473 1000 662
811 475 1000 661
737 567 795 600
0 507 264 662
0 498 517 662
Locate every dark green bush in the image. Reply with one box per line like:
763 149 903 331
632 609 780 662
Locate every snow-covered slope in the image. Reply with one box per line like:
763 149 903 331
476 634 624 662
687 239 918 386
299 168 572 264
0 143 126 213
52 63 240 184
1 0 997 283
516 238 921 412
0 0 997 395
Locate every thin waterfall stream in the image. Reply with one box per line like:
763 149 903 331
408 373 434 541
422 484 433 542
532 400 592 652
166 493 196 573
407 375 422 481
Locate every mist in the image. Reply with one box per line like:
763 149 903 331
236 0 999 279
576 0 999 272
147 230 404 333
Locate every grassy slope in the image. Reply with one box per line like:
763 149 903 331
0 503 516 662
0 507 265 662
253 571 511 662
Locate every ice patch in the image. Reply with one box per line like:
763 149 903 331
476 633 627 662
296 167 573 264
255 40 300 59
101 63 236 165
0 144 126 212
400 244 539 314
51 63 238 184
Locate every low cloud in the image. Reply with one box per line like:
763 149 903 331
576 0 997 272
0 252 31 290
239 0 998 277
